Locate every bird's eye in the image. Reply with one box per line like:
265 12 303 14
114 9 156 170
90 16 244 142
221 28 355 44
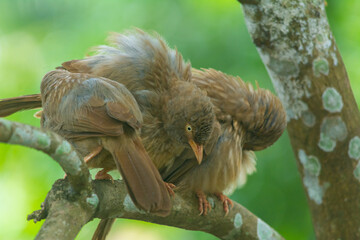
186 124 192 132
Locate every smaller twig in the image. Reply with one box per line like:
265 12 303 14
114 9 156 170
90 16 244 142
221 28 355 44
0 118 91 193
27 209 45 223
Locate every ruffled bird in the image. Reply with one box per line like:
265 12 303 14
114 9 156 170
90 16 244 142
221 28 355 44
161 68 287 215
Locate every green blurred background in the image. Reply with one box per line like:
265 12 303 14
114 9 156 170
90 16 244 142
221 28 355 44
0 0 359 239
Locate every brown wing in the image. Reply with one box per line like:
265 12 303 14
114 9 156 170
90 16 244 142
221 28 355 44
64 105 124 138
63 99 141 140
41 70 142 138
106 101 141 130
192 68 287 151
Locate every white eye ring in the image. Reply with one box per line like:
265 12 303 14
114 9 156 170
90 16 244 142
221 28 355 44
186 125 192 132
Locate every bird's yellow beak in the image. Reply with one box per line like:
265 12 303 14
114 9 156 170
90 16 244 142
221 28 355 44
188 139 203 164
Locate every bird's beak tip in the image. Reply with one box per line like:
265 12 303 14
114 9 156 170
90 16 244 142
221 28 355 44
189 139 203 164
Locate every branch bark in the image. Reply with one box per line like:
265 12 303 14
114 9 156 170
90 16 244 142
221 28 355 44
29 179 284 240
238 0 360 239
0 118 92 193
0 118 284 239
0 118 98 239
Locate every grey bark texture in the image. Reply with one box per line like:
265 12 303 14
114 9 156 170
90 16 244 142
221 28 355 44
238 0 360 239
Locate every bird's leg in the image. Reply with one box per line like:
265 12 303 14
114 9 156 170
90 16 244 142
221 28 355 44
196 190 211 216
215 192 234 216
84 145 103 163
95 168 114 183
164 182 176 197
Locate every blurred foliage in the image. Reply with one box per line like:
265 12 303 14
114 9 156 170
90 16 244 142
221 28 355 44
0 0 359 239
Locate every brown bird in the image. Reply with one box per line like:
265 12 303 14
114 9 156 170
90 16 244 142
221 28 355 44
0 30 286 217
0 31 216 238
57 32 286 216
40 69 172 239
60 29 216 176
161 68 287 215
58 30 218 238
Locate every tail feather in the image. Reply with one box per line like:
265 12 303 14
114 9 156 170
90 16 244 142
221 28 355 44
0 94 42 117
92 219 115 240
111 137 171 216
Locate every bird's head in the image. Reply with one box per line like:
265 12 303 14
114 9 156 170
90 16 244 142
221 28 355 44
163 82 215 164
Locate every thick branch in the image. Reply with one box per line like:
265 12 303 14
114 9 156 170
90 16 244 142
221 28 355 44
239 0 360 239
35 199 94 240
30 179 284 240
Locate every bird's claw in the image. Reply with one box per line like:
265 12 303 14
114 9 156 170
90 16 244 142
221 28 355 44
196 191 211 216
165 182 176 197
95 169 114 183
215 193 233 216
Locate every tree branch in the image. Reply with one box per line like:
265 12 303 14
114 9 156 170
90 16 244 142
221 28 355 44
29 179 284 240
0 118 284 239
0 118 98 239
0 118 92 193
238 0 360 239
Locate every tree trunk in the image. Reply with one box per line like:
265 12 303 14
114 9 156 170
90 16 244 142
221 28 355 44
238 0 360 239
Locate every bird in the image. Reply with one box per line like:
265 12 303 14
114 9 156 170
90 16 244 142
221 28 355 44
0 30 217 233
39 69 172 239
55 32 287 216
53 30 218 238
60 29 217 176
0 30 287 217
161 68 287 215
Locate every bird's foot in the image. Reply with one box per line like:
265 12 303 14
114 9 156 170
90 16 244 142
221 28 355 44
196 191 211 216
164 182 176 197
215 192 233 216
83 146 103 163
95 169 114 183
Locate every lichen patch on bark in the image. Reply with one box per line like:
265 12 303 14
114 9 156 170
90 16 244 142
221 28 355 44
348 136 360 160
123 194 145 214
322 87 343 113
353 162 360 182
318 116 347 152
234 213 243 229
301 110 316 127
298 149 329 204
86 193 99 209
257 218 282 240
